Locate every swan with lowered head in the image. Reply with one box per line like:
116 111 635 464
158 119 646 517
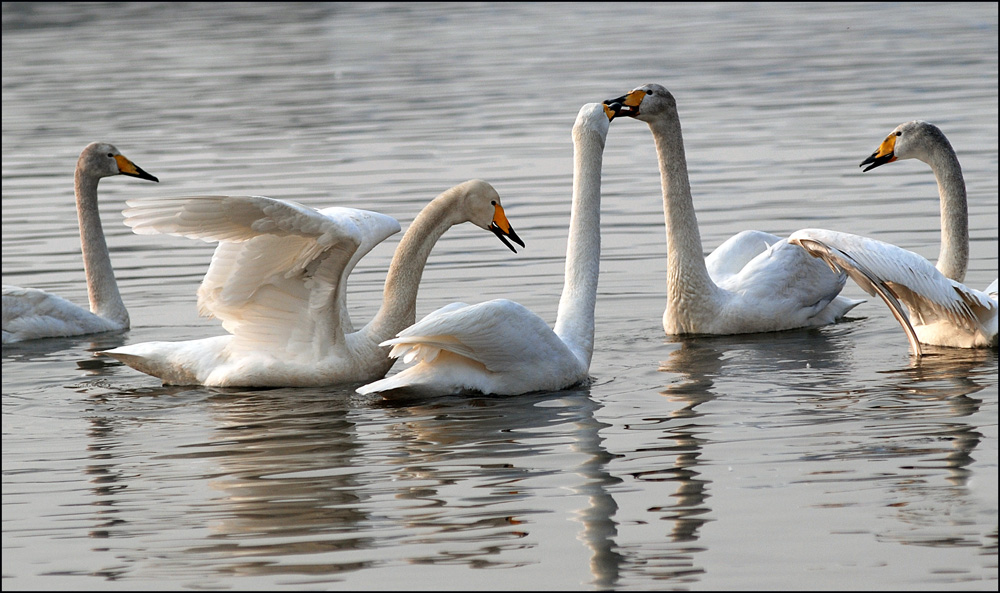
604 83 862 336
357 103 614 397
99 179 524 387
3 142 159 344
789 121 997 353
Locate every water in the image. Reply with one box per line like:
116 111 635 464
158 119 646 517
2 2 997 590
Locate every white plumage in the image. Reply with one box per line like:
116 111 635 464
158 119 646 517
604 83 862 336
3 142 158 344
99 179 524 386
357 103 613 397
789 120 997 354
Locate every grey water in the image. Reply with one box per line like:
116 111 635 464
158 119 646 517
2 2 997 590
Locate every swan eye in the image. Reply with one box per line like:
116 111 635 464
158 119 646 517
895 132 901 137
646 90 653 95
491 200 497 206
107 153 114 157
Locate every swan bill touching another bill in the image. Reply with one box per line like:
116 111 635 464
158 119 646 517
357 103 615 397
603 83 863 336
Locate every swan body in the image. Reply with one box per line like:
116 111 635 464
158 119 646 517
2 142 158 344
357 103 613 397
99 179 524 387
605 83 862 336
788 120 998 354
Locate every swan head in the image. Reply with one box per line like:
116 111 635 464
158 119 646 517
81 142 159 183
575 103 614 136
860 120 950 172
603 83 675 122
451 179 525 253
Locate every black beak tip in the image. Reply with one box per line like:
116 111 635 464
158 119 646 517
492 224 524 253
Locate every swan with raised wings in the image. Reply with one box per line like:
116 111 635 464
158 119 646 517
604 84 862 336
3 142 159 344
99 179 523 386
357 103 614 397
789 121 998 354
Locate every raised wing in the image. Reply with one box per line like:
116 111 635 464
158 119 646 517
123 195 400 351
789 228 997 354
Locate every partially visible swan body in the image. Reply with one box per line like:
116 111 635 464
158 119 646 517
2 142 159 344
788 229 997 353
99 180 524 387
357 103 614 397
788 120 998 354
604 83 862 335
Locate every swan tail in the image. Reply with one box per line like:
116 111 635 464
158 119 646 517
99 342 209 385
818 294 866 324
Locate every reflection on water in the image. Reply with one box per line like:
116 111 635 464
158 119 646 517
43 312 993 588
69 385 636 586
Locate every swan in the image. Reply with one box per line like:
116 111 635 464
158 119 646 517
2 142 159 344
356 103 614 397
603 83 862 336
98 179 524 387
788 121 998 353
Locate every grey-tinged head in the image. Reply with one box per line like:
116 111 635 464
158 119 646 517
449 179 524 253
603 83 677 123
860 120 955 172
79 142 159 182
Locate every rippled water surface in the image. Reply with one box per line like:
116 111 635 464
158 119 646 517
3 2 997 590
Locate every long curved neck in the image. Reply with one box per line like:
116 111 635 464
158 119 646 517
365 192 458 343
925 143 968 283
75 167 128 325
553 122 605 365
647 114 718 310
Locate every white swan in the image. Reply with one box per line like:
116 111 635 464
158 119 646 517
788 121 998 354
603 83 862 335
2 142 159 344
98 179 524 387
356 103 614 397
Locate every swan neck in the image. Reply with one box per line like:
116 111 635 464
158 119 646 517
647 115 716 302
75 165 128 325
553 123 605 365
366 193 456 342
927 146 968 283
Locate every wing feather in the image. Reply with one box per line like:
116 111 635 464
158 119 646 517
123 195 400 350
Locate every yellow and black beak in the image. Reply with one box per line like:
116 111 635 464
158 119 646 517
490 202 525 253
603 88 646 121
115 154 159 182
860 133 898 172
